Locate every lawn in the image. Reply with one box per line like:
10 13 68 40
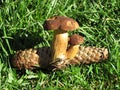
0 0 120 90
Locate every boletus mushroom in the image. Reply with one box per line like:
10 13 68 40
43 16 79 61
11 15 109 71
67 34 84 59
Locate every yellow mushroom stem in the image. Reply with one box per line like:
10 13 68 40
66 45 80 59
52 30 68 61
66 34 84 59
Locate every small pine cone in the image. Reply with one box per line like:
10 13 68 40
12 47 52 70
69 46 108 64
12 49 40 70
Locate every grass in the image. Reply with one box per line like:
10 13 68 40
0 0 120 89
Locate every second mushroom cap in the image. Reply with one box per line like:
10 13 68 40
69 34 84 45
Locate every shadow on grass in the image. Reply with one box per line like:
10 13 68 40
8 30 47 69
9 30 45 51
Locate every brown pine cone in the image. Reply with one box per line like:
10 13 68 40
50 46 108 70
69 46 108 65
12 47 52 70
12 49 40 70
11 46 108 70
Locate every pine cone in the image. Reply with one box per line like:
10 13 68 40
69 46 108 65
46 46 108 70
11 46 108 70
12 47 52 70
12 49 40 70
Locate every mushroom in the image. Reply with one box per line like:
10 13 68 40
67 34 84 59
43 16 79 61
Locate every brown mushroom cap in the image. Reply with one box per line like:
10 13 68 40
43 16 79 31
69 34 84 45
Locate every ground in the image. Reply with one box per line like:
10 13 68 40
0 0 120 90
